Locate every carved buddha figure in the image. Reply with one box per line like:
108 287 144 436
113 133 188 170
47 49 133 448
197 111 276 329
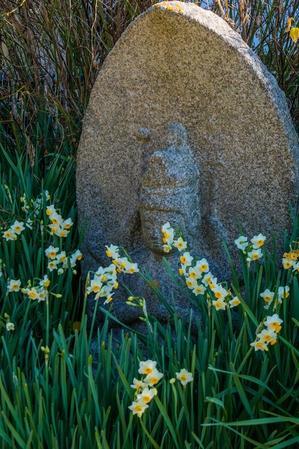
140 123 200 254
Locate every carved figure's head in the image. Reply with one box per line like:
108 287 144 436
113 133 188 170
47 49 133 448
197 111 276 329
140 123 200 254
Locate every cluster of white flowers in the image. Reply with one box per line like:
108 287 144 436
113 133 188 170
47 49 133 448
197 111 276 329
161 223 187 253
260 286 290 309
129 360 193 418
2 220 25 241
234 233 266 264
2 191 74 241
282 249 299 273
86 264 118 303
251 314 283 352
46 205 73 238
7 275 51 302
161 223 241 311
129 360 163 417
105 245 139 274
22 276 51 302
45 246 82 274
86 245 139 303
20 190 51 216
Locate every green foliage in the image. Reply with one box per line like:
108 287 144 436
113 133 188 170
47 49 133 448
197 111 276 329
0 146 298 448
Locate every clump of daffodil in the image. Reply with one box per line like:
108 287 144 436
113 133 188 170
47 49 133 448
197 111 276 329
282 244 299 273
46 204 73 238
234 233 266 265
2 220 25 241
129 360 163 418
45 245 82 274
161 223 241 312
86 245 139 304
260 286 290 309
106 244 139 274
251 314 283 352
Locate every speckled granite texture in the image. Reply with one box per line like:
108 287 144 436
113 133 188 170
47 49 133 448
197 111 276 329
77 1 299 325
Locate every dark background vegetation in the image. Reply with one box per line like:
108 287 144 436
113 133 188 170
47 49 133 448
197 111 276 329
0 0 298 166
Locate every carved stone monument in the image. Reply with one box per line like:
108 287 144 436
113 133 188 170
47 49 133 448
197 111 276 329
77 1 299 324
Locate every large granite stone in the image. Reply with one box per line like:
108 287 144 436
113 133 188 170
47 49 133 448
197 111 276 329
77 1 299 325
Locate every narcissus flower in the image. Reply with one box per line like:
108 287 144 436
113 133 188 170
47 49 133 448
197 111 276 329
185 277 197 289
173 237 187 251
278 286 290 302
250 339 269 352
45 246 59 260
265 314 283 333
180 252 193 267
247 249 262 262
138 360 157 375
26 288 40 301
3 229 17 241
49 212 63 225
46 205 56 216
144 369 164 386
137 387 155 404
282 258 294 270
176 368 193 386
212 298 226 311
196 258 209 273
7 279 21 293
128 400 149 418
260 289 274 307
212 285 228 300
234 235 248 251
161 222 174 245
48 260 58 271
192 284 206 296
39 275 50 289
11 220 25 235
188 266 201 279
130 378 146 392
105 244 120 259
257 329 277 346
251 233 266 249
229 296 241 308
62 218 73 229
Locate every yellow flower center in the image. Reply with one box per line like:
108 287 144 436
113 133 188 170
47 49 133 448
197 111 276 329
269 323 281 333
28 290 38 300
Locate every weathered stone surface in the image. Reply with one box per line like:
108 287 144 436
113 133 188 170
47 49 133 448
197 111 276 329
77 1 299 325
